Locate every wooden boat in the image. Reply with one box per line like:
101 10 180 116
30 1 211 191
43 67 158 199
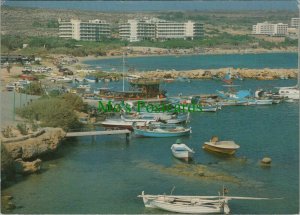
133 124 191 137
203 137 240 155
247 99 273 105
100 119 147 131
171 139 194 161
138 190 273 214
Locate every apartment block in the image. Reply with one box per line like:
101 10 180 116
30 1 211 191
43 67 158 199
291 18 300 28
119 18 204 42
58 19 110 41
252 22 288 36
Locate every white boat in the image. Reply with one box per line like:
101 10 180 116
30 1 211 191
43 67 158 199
277 86 299 100
101 119 146 131
138 190 273 214
247 99 273 105
149 198 225 214
171 140 194 161
203 139 240 155
134 124 191 138
56 76 73 83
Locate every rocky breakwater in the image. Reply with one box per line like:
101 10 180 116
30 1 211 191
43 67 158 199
1 127 66 181
132 68 297 80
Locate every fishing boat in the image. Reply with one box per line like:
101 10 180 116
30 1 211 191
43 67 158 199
247 99 273 105
277 86 299 100
171 139 194 161
133 123 191 137
203 136 240 155
138 189 273 214
100 119 147 131
217 100 248 106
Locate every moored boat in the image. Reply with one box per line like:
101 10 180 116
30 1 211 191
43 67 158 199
171 139 194 161
100 119 147 131
133 123 191 137
203 136 240 155
138 189 273 214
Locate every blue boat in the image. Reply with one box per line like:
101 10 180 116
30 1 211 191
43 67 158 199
133 123 191 137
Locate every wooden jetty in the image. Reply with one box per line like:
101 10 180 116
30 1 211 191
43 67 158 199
66 129 131 138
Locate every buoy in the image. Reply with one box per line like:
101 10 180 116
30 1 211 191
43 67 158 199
261 157 272 165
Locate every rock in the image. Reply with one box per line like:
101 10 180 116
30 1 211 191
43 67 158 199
2 195 13 201
1 143 15 181
6 202 16 210
15 158 42 174
261 157 272 165
3 127 66 160
1 195 16 211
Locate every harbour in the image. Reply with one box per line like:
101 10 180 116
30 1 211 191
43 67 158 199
2 78 299 214
1 1 299 213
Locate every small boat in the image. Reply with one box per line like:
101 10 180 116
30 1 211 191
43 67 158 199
84 76 98 83
277 86 299 100
100 119 147 131
203 136 240 155
171 139 194 161
247 99 273 105
133 123 191 137
138 189 274 214
56 76 73 83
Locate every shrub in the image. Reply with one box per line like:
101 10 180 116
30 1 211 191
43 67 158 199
17 96 83 131
16 123 28 135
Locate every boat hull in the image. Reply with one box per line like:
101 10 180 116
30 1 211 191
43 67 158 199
203 144 237 155
150 200 223 214
171 150 194 161
134 128 191 137
171 144 194 161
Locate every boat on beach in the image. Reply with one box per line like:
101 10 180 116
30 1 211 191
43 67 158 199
171 139 194 161
203 136 240 155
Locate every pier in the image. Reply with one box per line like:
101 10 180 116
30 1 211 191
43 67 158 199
66 129 131 139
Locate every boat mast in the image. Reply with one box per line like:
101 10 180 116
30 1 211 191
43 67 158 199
123 52 125 92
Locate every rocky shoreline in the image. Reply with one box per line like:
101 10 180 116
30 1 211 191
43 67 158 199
1 127 66 182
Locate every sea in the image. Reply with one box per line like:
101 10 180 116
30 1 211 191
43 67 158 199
85 52 298 72
2 53 299 214
4 0 297 12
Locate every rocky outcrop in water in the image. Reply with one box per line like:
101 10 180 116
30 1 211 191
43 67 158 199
1 127 66 182
3 127 66 160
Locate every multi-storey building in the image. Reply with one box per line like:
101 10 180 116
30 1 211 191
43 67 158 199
291 18 300 28
58 19 111 41
119 18 204 42
119 19 156 42
252 22 288 36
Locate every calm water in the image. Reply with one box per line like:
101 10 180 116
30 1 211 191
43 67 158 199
4 0 297 11
85 53 298 72
3 79 299 214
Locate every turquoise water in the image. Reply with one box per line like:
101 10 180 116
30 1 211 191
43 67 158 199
3 79 299 214
85 53 298 72
4 1 296 11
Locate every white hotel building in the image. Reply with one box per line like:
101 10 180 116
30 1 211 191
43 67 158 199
58 19 110 41
119 18 204 42
252 22 288 36
291 18 300 28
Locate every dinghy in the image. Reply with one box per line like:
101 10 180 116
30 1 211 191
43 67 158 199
138 189 274 214
203 136 240 155
171 139 194 161
133 123 191 137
